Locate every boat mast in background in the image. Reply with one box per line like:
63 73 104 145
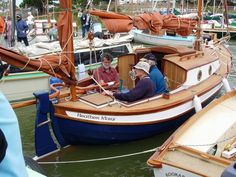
223 0 229 34
9 0 16 47
195 0 202 51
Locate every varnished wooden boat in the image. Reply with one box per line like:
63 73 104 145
147 90 236 177
32 41 232 157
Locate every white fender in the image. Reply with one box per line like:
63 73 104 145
222 78 231 93
193 95 202 112
78 64 86 81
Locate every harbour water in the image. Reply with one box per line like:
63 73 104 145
14 41 236 177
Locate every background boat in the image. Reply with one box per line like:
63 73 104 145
132 29 196 47
0 40 133 101
147 89 236 177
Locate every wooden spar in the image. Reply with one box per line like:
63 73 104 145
68 0 77 101
11 99 36 109
197 0 202 38
195 0 202 51
223 0 229 32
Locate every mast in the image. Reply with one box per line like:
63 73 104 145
195 0 202 51
58 0 77 101
11 0 16 47
107 0 111 12
223 0 229 33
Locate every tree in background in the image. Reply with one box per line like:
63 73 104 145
19 0 104 15
19 0 54 14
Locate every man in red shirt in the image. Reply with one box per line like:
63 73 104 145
93 53 119 84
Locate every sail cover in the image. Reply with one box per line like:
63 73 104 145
0 16 5 34
90 10 197 36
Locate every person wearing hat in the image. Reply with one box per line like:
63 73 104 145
143 53 167 94
103 61 155 102
16 14 29 46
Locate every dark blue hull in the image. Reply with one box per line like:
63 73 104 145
55 110 194 145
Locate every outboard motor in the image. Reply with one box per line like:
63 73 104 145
221 163 236 177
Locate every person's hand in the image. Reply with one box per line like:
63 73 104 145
102 90 113 96
100 80 105 84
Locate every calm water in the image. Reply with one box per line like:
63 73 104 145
14 41 236 177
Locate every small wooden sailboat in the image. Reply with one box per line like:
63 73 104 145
147 90 236 177
0 2 232 159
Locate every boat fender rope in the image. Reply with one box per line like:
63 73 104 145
37 148 157 165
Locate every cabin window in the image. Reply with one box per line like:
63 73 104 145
103 45 129 59
74 45 129 66
74 51 102 66
208 65 212 75
197 70 202 81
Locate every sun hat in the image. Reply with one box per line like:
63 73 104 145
143 53 156 61
133 61 150 74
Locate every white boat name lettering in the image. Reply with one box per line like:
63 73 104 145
166 172 185 177
76 113 115 121
77 113 100 120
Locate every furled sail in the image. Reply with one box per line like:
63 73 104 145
0 46 77 85
0 16 5 34
90 10 197 36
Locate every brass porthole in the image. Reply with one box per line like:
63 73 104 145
208 65 212 75
197 70 202 81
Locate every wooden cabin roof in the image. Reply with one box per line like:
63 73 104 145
163 49 218 70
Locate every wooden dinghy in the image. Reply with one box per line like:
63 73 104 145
147 90 236 177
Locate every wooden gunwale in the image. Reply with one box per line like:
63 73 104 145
149 144 231 176
53 74 223 116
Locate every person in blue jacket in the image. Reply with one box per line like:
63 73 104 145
104 61 155 102
143 53 167 94
0 91 29 177
16 14 29 46
0 62 29 177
